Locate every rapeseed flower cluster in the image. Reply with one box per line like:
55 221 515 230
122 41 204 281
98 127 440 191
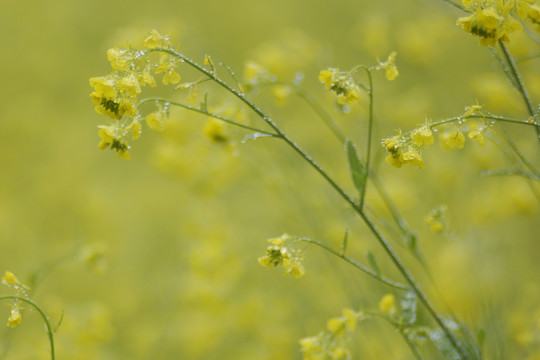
381 123 434 168
319 68 361 105
89 29 180 159
258 234 305 278
300 308 365 360
457 0 540 46
382 105 493 168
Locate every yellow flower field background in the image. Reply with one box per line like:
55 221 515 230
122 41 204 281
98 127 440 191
1 0 539 359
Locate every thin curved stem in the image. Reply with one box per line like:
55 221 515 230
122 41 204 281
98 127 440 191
154 48 470 359
138 97 278 137
0 295 55 360
298 238 408 290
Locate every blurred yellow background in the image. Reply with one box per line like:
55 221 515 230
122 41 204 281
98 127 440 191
1 0 539 359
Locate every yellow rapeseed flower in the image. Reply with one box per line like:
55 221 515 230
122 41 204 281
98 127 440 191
410 125 434 147
144 29 170 49
145 112 165 131
107 48 133 71
7 306 22 328
379 293 396 315
440 129 466 150
376 51 399 81
1 271 21 287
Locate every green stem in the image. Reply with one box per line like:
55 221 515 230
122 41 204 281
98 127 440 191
359 67 374 210
137 97 278 137
498 41 540 144
156 48 470 359
298 238 407 290
0 295 55 360
430 114 538 128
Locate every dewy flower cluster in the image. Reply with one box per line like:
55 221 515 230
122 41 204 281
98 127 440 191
381 123 434 168
89 29 180 159
319 68 362 105
381 105 491 168
457 0 540 46
258 234 305 278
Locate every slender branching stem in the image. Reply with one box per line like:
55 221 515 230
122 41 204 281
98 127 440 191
154 48 470 359
137 97 278 136
0 295 55 360
430 114 538 128
298 238 408 290
498 41 540 143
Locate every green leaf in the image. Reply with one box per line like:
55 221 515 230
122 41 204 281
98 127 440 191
476 328 486 348
366 250 381 277
341 229 349 255
345 139 366 195
401 290 417 326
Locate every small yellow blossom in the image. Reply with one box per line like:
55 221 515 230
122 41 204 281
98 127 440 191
285 261 305 278
327 317 346 336
379 293 396 315
126 120 142 140
528 4 540 24
162 69 181 85
463 103 484 118
330 346 349 359
401 148 425 168
425 205 449 233
318 69 336 89
440 129 466 150
1 271 21 287
7 306 22 328
97 125 131 159
144 29 170 49
138 70 157 87
377 51 399 81
155 54 181 85
467 122 488 146
145 112 165 131
343 308 360 331
410 125 434 147
90 76 137 119
107 48 132 71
